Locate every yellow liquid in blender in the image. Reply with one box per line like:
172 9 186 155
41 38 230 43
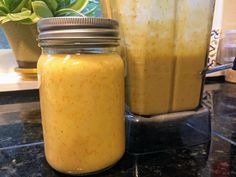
106 0 215 115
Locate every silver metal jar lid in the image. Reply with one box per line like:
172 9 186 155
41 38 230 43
37 17 119 48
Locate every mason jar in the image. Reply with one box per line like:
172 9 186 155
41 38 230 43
37 17 125 175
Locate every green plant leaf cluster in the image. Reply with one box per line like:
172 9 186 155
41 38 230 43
82 0 99 17
0 0 100 24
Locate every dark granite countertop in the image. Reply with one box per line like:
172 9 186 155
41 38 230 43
1 83 236 177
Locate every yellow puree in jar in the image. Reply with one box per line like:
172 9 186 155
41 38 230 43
38 53 125 174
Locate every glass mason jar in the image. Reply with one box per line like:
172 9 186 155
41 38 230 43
37 17 125 175
101 0 215 116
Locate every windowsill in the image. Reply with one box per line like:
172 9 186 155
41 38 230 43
0 49 38 92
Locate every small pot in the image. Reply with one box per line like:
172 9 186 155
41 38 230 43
1 22 41 68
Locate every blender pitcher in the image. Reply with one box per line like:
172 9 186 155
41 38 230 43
101 0 216 116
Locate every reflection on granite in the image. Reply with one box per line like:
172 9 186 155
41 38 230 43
0 122 42 149
0 101 42 149
0 144 50 177
0 142 210 177
0 90 39 105
0 138 235 177
206 83 236 145
0 83 236 177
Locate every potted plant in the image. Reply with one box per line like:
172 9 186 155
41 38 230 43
0 0 99 69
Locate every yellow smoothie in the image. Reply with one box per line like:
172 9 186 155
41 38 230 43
38 53 125 174
103 0 215 115
172 0 214 111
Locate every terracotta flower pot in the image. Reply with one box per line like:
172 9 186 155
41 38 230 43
1 22 41 68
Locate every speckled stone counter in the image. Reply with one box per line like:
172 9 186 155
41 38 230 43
1 83 236 177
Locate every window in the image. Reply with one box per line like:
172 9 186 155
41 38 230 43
0 28 10 49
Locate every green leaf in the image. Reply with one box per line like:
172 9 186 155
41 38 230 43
0 8 7 15
55 8 84 16
29 12 40 23
0 16 5 21
32 1 53 18
57 0 72 8
26 0 32 10
67 0 89 12
0 11 6 17
42 0 58 12
0 2 9 13
21 8 30 12
83 5 97 17
20 13 40 24
12 0 29 13
0 10 5 16
2 0 23 12
6 10 31 21
1 16 10 23
2 0 10 10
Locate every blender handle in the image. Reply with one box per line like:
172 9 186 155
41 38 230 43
202 57 236 75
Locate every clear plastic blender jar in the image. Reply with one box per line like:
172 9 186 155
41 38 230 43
101 0 216 116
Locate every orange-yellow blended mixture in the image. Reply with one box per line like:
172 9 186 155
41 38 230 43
37 53 125 174
105 0 215 115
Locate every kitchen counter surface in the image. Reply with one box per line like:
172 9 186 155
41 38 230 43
0 50 38 92
1 83 236 177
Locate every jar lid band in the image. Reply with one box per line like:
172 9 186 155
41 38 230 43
37 17 120 48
